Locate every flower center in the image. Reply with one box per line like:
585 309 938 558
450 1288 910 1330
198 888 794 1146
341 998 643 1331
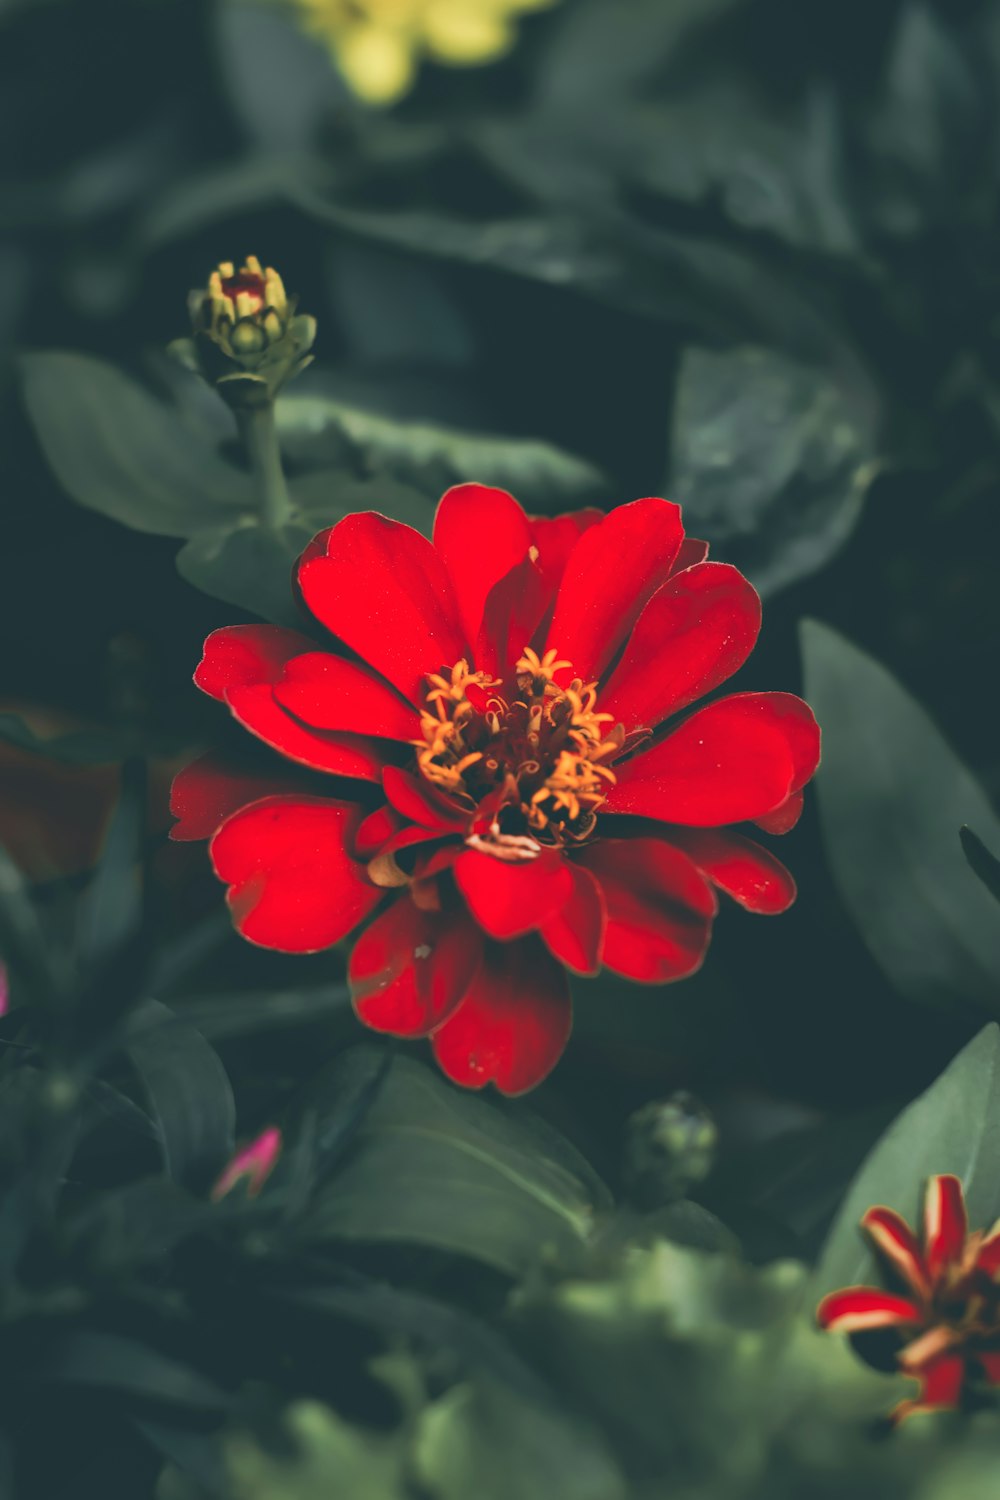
414 647 623 847
219 270 267 313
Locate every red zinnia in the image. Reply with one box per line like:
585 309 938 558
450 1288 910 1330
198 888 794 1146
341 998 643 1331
818 1174 1000 1421
171 487 819 1094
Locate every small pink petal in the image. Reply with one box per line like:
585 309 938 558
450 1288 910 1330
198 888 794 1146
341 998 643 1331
211 1126 282 1201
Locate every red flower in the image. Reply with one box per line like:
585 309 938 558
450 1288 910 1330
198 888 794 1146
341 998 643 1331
172 487 818 1094
817 1174 1000 1421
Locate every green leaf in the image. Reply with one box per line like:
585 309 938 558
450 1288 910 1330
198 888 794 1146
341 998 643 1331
176 984 351 1041
802 620 1000 1014
275 397 609 513
125 999 236 1195
812 1023 1000 1299
961 826 1000 908
414 1375 626 1500
20 351 251 536
174 517 312 628
35 1332 228 1412
223 1402 409 1500
670 347 879 595
300 1049 611 1275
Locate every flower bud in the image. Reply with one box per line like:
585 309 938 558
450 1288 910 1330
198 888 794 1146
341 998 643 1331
171 257 316 409
623 1092 718 1210
211 1126 282 1201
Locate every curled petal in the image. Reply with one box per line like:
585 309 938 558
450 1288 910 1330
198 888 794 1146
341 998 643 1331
816 1287 924 1334
194 625 314 700
976 1228 1000 1276
431 938 572 1095
433 483 533 649
892 1353 966 1423
297 512 467 704
169 752 301 843
664 829 797 915
350 898 481 1037
382 766 467 830
924 1174 968 1277
546 497 684 683
862 1206 932 1301
753 789 805 836
599 563 761 731
210 795 380 953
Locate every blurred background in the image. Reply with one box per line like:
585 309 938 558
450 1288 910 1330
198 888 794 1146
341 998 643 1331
3 0 1000 1151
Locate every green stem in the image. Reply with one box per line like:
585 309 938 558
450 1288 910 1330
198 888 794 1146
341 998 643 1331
238 403 291 530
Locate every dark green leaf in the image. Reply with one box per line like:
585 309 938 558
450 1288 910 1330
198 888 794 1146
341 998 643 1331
276 397 608 513
20 351 251 536
961 826 1000 908
175 517 312 627
177 984 351 1041
812 1023 1000 1298
802 621 1000 1014
125 999 236 1194
35 1331 228 1411
670 347 879 595
77 757 146 973
300 1049 610 1275
223 1402 407 1500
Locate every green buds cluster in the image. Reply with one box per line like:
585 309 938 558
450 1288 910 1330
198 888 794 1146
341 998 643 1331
623 1092 718 1210
171 256 315 409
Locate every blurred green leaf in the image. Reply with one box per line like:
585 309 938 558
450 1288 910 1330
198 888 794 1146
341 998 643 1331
670 347 879 595
300 1050 610 1275
20 351 251 536
960 826 1000 908
414 1373 626 1500
77 757 146 974
174 516 313 630
812 1023 1000 1299
802 620 1000 1014
223 1401 408 1500
35 1331 228 1412
275 397 608 513
177 984 351 1041
125 999 236 1195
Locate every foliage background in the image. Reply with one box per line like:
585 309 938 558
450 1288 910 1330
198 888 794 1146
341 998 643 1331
3 0 1000 1495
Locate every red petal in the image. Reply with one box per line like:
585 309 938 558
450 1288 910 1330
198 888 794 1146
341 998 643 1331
666 829 797 914
349 898 481 1037
862 1206 932 1300
194 625 314 701
272 652 420 741
975 1352 1000 1383
540 861 606 975
433 484 533 651
924 1174 968 1277
431 937 572 1095
599 563 761 731
893 1353 966 1422
297 513 466 704
528 509 602 596
476 553 550 679
603 693 818 826
455 846 573 940
169 752 300 842
753 789 805 835
210 795 380 953
577 837 716 984
226 684 390 781
816 1287 924 1333
382 766 467 829
546 498 685 683
672 537 709 572
354 805 402 861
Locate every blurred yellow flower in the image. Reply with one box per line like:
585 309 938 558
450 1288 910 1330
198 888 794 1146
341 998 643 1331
280 0 559 105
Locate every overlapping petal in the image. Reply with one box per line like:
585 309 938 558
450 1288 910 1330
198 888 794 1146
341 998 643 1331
194 624 315 700
431 937 572 1095
226 682 392 781
577 838 715 983
297 512 467 703
862 1206 931 1300
273 652 420 741
546 497 684 683
541 861 605 974
666 829 797 914
169 752 301 842
433 483 533 649
455 846 574 939
210 795 380 952
816 1287 924 1334
599 563 761 731
603 692 820 826
924 1174 968 1276
349 897 481 1036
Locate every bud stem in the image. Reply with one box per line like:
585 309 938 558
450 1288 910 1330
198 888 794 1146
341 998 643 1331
237 404 292 531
